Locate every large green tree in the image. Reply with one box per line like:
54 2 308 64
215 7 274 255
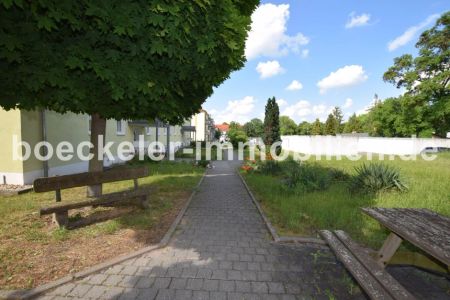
311 118 323 135
279 116 297 135
324 114 337 135
383 11 450 137
297 121 311 135
263 97 281 154
331 106 344 134
243 118 264 138
343 113 362 133
0 0 258 195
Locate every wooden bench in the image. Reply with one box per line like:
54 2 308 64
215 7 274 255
320 230 416 300
34 166 152 228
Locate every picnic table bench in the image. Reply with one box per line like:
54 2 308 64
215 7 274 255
34 166 152 228
320 207 450 300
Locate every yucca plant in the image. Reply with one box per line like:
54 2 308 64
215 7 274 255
349 163 408 194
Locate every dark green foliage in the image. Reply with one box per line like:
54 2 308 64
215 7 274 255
258 160 281 175
280 116 297 135
263 97 281 154
382 12 450 137
311 118 323 135
228 122 248 147
343 113 362 133
324 114 337 135
297 121 311 135
0 0 258 123
349 163 408 194
196 160 210 168
281 161 331 192
329 168 351 181
243 118 264 138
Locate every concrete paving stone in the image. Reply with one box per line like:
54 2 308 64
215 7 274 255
268 282 285 294
118 275 140 288
192 290 210 300
47 283 76 296
186 278 204 290
104 275 124 286
202 279 219 291
174 289 193 299
155 289 175 300
235 281 252 293
152 277 172 289
219 280 235 292
251 282 269 293
210 291 227 300
120 265 138 276
211 269 228 280
67 284 92 298
228 270 242 280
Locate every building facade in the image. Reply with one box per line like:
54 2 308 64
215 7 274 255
0 109 192 185
190 110 215 142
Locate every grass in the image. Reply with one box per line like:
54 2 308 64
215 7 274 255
175 146 220 160
0 160 204 289
242 152 450 250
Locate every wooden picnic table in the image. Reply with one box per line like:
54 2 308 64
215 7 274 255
361 207 450 268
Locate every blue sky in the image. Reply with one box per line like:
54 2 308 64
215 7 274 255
204 0 449 124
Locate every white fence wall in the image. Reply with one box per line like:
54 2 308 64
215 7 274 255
281 135 450 155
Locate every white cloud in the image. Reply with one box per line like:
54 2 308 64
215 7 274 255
276 98 287 107
286 80 303 91
282 100 333 122
343 98 353 109
212 96 256 124
301 49 309 58
245 4 309 60
345 12 371 28
256 60 285 79
388 14 439 51
317 65 368 94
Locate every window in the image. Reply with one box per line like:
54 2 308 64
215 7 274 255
145 127 152 135
116 120 125 135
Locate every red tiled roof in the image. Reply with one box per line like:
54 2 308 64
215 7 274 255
215 124 229 132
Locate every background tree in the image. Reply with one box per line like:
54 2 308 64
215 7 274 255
263 97 281 154
297 121 311 135
243 118 264 138
343 113 362 133
311 118 323 135
279 116 298 135
324 114 337 135
214 129 221 140
383 11 450 137
227 122 248 147
0 0 258 196
331 106 344 134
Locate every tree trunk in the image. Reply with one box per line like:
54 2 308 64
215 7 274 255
87 113 106 197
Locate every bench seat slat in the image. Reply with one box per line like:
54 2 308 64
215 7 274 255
320 230 395 300
333 230 415 300
33 167 149 192
39 188 152 216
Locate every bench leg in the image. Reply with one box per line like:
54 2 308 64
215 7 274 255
140 195 150 209
52 211 69 228
377 232 402 268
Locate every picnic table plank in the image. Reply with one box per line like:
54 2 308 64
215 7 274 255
362 207 450 266
334 230 416 300
403 208 450 232
373 208 450 252
320 230 395 300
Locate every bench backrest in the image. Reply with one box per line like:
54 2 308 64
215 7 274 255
33 166 149 193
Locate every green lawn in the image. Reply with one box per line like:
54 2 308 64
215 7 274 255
0 161 203 289
242 152 450 250
175 146 221 160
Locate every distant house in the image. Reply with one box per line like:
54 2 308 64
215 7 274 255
215 123 230 143
0 109 193 185
190 109 215 142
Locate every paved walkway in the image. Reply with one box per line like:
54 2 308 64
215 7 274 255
38 160 361 300
37 159 449 299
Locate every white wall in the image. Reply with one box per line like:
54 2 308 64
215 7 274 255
281 135 450 155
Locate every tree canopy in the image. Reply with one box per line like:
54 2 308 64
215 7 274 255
383 11 450 136
243 118 264 138
263 97 281 153
0 0 259 123
279 116 297 135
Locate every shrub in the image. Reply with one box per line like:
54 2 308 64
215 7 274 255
258 160 281 175
329 168 351 181
196 160 210 168
282 161 331 192
349 163 408 194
